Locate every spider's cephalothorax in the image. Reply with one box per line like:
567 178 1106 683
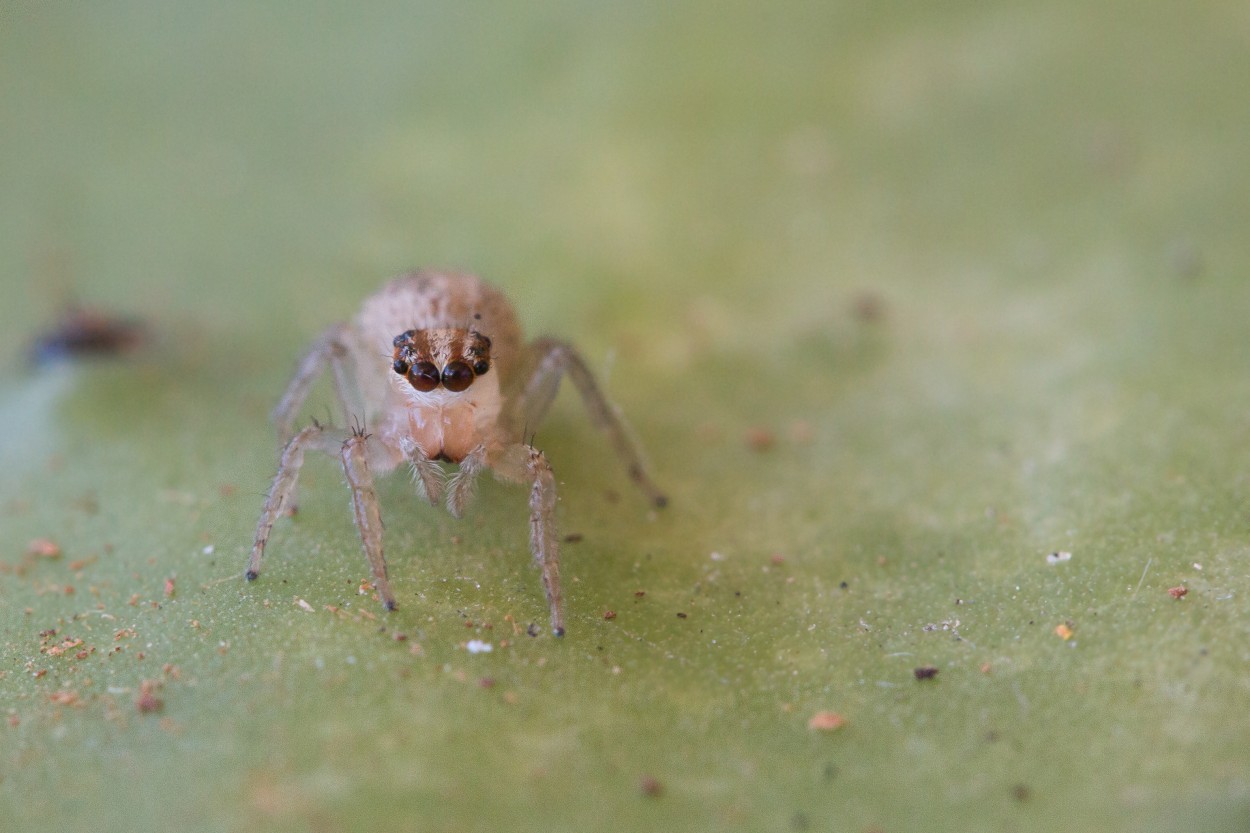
390 328 492 393
245 270 667 635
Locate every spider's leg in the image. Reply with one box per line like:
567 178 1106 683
491 443 564 635
341 429 397 611
246 423 346 582
272 323 360 442
517 338 667 508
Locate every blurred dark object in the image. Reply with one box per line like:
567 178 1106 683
28 306 148 366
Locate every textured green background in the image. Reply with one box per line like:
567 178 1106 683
2 2 1249 832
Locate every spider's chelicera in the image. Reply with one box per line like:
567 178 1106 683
245 270 666 635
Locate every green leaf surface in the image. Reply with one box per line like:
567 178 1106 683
2 2 1248 832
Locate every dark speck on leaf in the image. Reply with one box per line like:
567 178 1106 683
29 306 148 366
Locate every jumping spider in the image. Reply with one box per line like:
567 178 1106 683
246 270 666 635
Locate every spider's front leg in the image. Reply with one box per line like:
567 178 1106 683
341 429 396 611
246 423 397 612
492 443 564 636
247 422 345 582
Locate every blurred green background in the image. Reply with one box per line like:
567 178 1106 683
2 2 1249 831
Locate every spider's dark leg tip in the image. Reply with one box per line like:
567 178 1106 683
553 626 566 638
653 494 669 509
245 570 259 582
385 600 397 612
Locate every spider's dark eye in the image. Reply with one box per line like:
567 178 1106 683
441 360 474 392
472 360 489 376
392 359 409 375
409 361 440 392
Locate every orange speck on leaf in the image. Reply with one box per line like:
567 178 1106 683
807 711 847 731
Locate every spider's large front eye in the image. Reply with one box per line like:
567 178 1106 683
441 360 474 392
408 361 440 392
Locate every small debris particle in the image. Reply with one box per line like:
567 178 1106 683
744 426 776 452
28 538 61 558
770 553 786 566
135 680 163 714
563 533 584 544
851 290 886 323
478 677 496 689
48 690 81 707
807 711 846 732
1055 622 1075 640
525 623 540 637
634 590 646 598
603 610 617 620
295 598 315 612
164 576 176 598
1012 784 1032 802
913 666 940 680
788 419 815 445
980 662 993 674
1046 551 1072 565
710 551 725 562
675 612 688 619
1167 585 1188 600
128 594 140 606
466 640 492 654
639 776 664 797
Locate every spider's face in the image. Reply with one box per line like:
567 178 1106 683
390 328 492 396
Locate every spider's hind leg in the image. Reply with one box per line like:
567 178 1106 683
271 323 362 442
517 338 667 508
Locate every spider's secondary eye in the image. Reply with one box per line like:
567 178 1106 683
392 359 410 375
441 361 474 392
409 361 440 392
472 360 489 376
